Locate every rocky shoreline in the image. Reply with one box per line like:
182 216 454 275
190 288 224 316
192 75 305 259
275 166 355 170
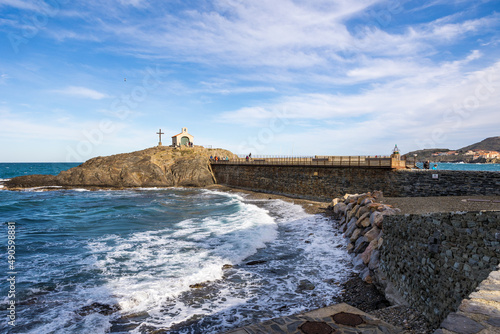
4 146 234 190
3 173 497 333
217 186 500 333
210 186 435 332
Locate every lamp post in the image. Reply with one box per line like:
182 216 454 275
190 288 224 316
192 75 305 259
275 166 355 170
414 154 417 168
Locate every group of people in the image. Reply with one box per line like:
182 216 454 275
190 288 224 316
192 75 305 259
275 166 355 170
210 156 229 162
423 160 438 170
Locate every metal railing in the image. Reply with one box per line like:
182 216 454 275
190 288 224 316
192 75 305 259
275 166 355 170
210 155 407 169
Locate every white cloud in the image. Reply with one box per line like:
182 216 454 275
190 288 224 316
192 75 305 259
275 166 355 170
52 86 110 100
0 0 44 11
70 0 383 68
219 58 500 153
117 0 148 8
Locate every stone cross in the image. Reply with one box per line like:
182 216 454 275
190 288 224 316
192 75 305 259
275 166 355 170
156 129 164 146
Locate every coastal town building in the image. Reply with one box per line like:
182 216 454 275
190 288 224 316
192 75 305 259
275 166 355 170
171 127 194 147
463 150 500 160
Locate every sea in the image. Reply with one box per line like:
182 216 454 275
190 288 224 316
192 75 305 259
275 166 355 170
0 163 353 334
418 162 500 171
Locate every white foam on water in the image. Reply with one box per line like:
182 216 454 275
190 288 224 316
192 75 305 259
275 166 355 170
23 185 63 192
9 189 351 334
82 191 279 329
130 196 350 333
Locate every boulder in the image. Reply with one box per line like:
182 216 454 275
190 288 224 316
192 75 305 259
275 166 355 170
342 193 355 201
297 279 316 292
356 205 370 218
352 254 365 271
356 194 370 205
334 202 348 215
368 203 382 212
361 239 378 264
370 211 385 228
368 249 380 270
360 267 373 284
350 228 362 242
359 217 371 228
364 226 381 242
348 204 360 220
377 236 384 248
330 198 339 208
356 212 371 227
353 236 369 253
346 243 354 253
361 197 374 206
344 218 358 238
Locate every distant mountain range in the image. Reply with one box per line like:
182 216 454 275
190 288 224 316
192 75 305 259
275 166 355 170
404 136 500 163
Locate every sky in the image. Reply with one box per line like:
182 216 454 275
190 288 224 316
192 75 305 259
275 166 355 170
0 0 499 162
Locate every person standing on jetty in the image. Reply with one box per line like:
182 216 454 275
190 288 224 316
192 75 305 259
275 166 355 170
423 160 430 169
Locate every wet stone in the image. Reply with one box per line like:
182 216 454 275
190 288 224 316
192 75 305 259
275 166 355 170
441 313 485 334
486 317 500 327
331 312 364 327
270 323 287 333
299 321 334 334
287 320 306 333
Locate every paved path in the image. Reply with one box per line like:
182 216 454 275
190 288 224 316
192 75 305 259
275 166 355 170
434 264 500 334
223 303 402 334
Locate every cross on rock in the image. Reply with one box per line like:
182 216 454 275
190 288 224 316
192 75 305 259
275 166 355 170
156 129 164 146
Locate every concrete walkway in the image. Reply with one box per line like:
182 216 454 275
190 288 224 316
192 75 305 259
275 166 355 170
434 265 500 334
223 303 402 334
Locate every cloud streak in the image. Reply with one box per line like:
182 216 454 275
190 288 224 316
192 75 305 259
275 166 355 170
52 86 110 100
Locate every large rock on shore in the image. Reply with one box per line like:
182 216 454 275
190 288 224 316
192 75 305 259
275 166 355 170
5 146 234 189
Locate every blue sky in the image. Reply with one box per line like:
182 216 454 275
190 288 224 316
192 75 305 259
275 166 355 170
1 0 499 162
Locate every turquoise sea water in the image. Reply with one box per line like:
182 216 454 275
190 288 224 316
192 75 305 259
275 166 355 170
414 162 500 171
0 163 351 334
431 162 500 171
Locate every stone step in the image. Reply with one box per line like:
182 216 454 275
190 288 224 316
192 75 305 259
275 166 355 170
434 265 500 334
222 303 403 334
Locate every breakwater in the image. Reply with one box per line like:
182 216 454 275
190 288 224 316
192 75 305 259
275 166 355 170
329 193 500 329
211 165 500 200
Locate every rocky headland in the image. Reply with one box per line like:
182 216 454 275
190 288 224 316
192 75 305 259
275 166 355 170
4 146 235 190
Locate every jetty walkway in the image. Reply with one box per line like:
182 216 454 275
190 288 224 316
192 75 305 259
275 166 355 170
211 155 410 169
223 303 403 334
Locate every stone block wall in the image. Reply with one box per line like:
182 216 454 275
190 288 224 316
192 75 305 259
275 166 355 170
213 165 395 201
380 211 500 326
388 169 500 197
211 164 500 200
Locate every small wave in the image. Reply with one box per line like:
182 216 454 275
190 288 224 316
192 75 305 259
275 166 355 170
23 186 63 192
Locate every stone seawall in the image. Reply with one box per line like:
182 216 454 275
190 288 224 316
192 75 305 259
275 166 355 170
211 164 500 200
380 211 500 326
329 193 500 329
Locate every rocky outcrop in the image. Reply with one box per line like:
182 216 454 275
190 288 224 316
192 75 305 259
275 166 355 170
5 146 235 189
